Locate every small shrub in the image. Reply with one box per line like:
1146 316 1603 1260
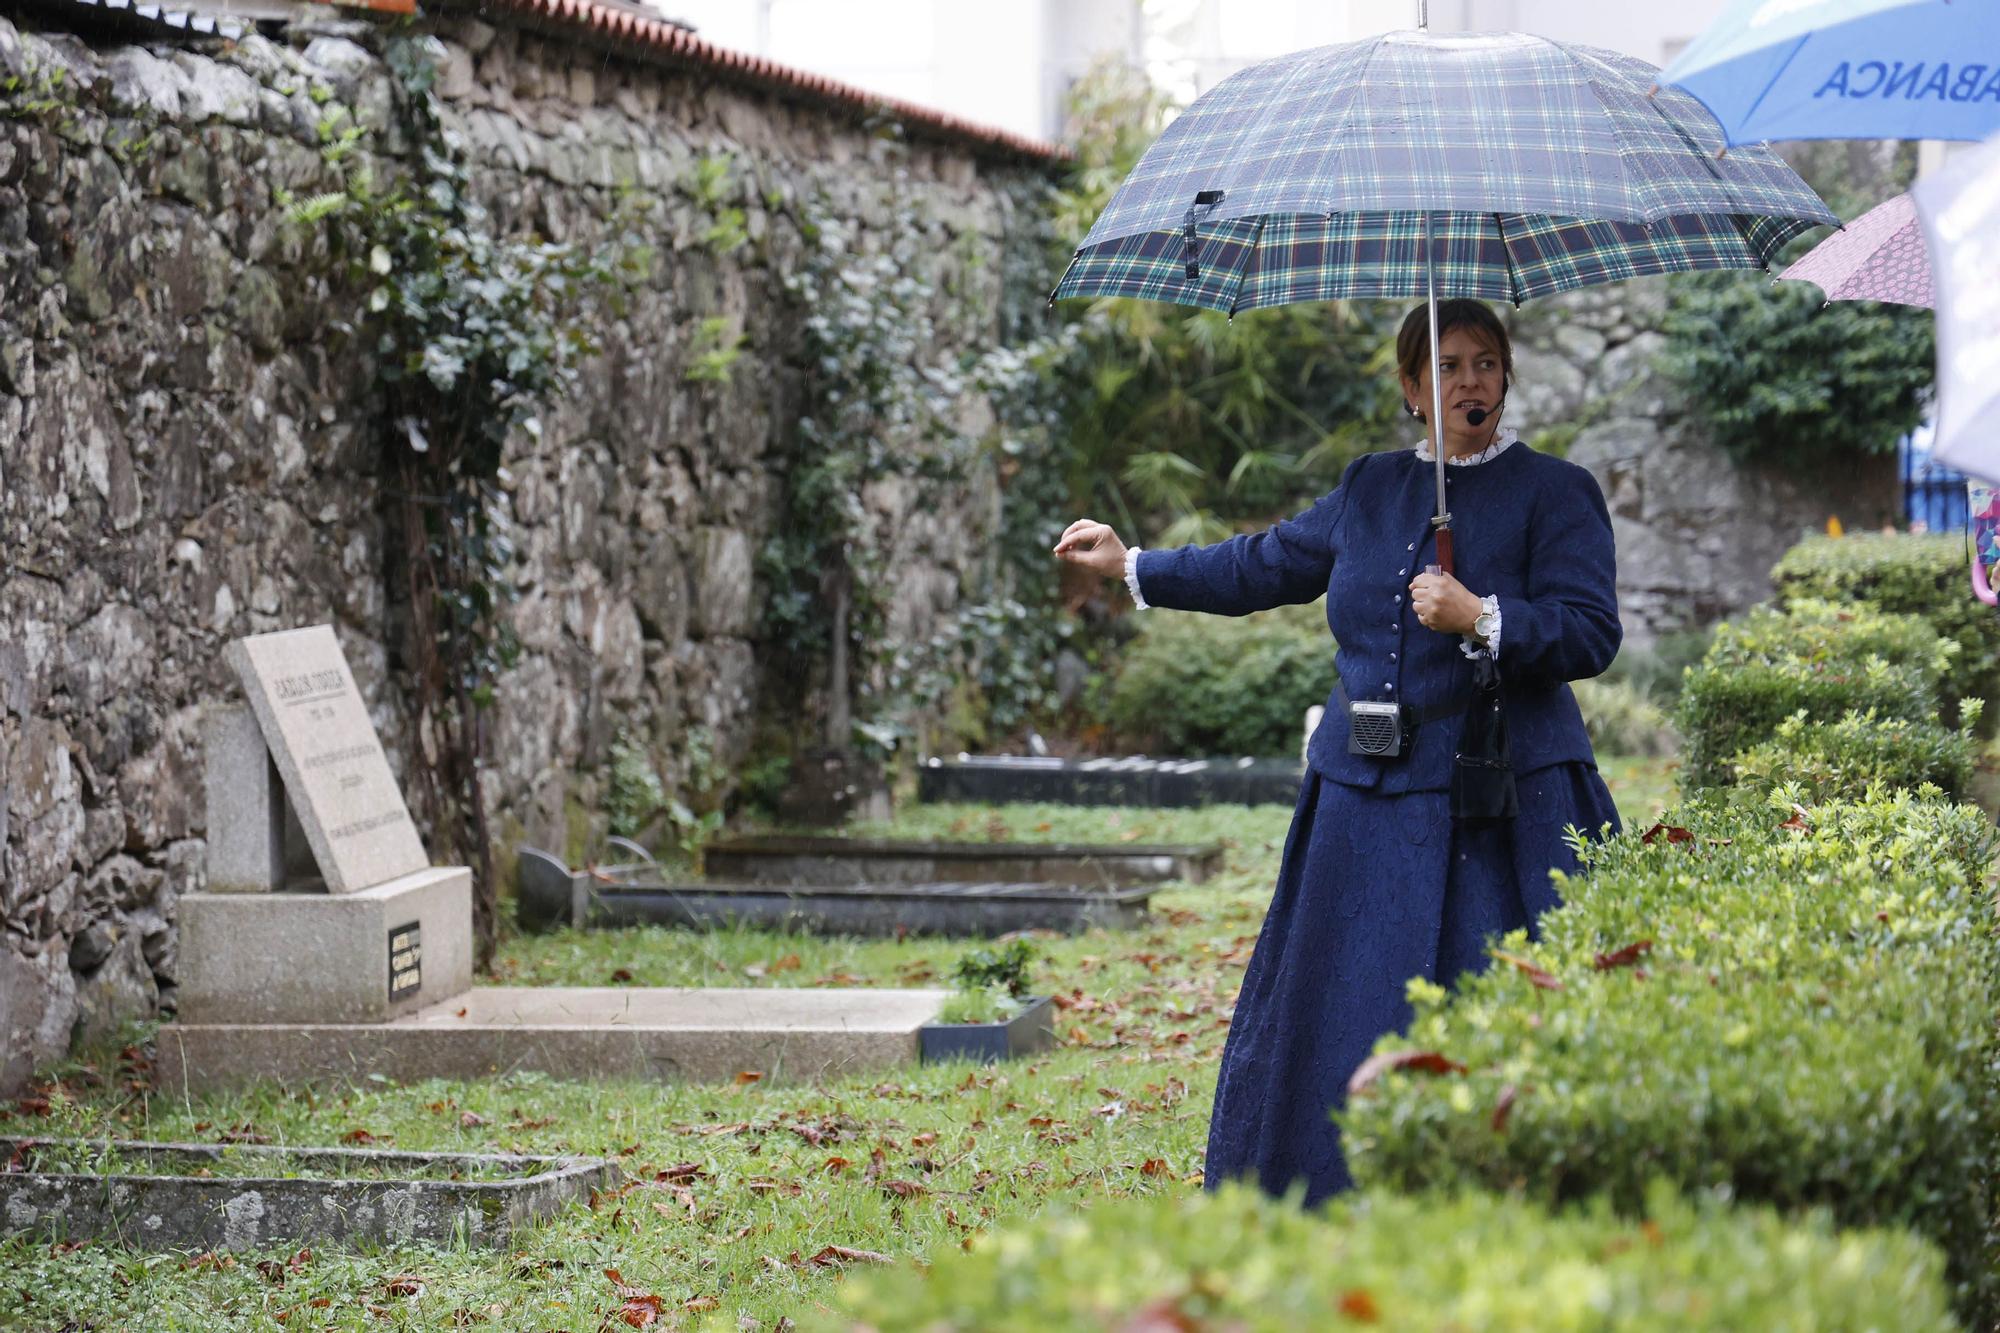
935 986 1025 1025
1728 706 1981 801
1674 655 1935 789
1672 601 1952 789
1572 677 1676 757
1341 789 2000 1317
951 940 1037 998
1108 600 1334 757
840 1182 1957 1332
1773 533 2000 719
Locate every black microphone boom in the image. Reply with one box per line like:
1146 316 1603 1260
1464 407 1489 427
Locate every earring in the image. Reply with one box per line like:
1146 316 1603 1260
1405 402 1421 419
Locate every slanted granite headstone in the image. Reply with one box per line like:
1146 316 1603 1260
224 625 429 894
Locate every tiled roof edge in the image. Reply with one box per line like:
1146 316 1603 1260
439 0 1073 165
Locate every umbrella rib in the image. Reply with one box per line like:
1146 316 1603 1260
1224 214 1270 317
1735 35 1810 138
1493 213 1524 306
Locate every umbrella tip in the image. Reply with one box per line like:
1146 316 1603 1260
1646 82 1659 98
1714 144 1729 160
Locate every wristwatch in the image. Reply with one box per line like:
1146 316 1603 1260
1472 597 1500 645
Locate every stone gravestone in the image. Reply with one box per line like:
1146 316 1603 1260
224 626 430 893
162 626 953 1096
177 626 472 1026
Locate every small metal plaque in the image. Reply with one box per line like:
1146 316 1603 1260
388 922 422 1001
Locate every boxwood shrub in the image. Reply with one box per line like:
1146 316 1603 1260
1728 706 1981 802
1772 533 2000 718
1339 789 2000 1318
840 1182 1955 1332
1108 600 1335 757
1672 601 1953 789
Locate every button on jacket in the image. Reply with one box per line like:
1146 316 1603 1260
1132 440 1620 792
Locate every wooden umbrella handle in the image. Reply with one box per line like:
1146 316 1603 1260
1433 526 1455 576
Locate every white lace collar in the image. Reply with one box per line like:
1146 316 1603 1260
1414 425 1518 467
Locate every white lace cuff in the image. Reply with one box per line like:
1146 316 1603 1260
1124 547 1149 610
1460 594 1501 660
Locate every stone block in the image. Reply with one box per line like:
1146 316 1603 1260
0 1138 613 1250
175 866 472 1025
156 985 951 1091
202 705 282 894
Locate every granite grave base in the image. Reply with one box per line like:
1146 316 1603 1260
702 835 1224 887
176 868 473 1025
918 994 1057 1065
917 755 1305 808
0 1138 614 1250
516 848 1157 937
156 986 954 1093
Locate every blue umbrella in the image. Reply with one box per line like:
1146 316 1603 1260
1658 0 2000 148
1053 20 1835 570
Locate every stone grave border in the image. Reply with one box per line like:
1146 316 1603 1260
0 1138 616 1250
917 755 1305 807
514 848 1160 937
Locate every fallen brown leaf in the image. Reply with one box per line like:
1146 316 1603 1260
1346 1049 1467 1097
1491 1084 1519 1133
1593 940 1653 971
808 1244 894 1267
1491 950 1563 991
1339 1287 1381 1322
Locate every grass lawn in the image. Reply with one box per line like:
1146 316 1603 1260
1 763 1673 1331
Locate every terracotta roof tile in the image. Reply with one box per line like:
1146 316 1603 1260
449 0 1070 163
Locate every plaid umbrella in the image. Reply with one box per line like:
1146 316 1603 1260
1050 26 1836 567
1053 30 1835 314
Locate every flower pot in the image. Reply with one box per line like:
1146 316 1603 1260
919 994 1056 1064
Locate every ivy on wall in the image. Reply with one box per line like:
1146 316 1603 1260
289 35 633 964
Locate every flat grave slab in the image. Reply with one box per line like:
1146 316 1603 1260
703 835 1224 887
156 985 953 1093
918 754 1304 808
515 849 1154 936
0 1138 613 1250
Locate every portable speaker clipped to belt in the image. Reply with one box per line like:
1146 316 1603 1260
1346 699 1410 757
1336 683 1466 760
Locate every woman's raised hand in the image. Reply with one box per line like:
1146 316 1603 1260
1053 519 1129 580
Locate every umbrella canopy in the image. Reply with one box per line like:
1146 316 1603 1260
1914 133 2000 483
1659 0 2000 148
1780 192 1934 307
1051 29 1837 315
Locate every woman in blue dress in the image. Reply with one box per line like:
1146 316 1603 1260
1054 299 1622 1204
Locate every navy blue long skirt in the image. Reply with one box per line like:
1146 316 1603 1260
1204 763 1620 1205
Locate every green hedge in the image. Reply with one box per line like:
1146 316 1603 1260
1339 789 2000 1317
840 1183 1955 1331
1728 707 1981 802
1672 601 1952 789
1108 600 1335 757
1773 533 1999 718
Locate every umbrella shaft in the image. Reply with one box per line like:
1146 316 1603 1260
1423 209 1451 573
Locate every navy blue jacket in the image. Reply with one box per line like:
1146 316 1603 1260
1133 440 1620 793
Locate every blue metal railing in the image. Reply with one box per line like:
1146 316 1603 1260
1901 428 1969 533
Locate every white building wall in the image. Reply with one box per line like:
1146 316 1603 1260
657 0 1738 141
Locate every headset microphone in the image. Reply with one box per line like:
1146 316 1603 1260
1462 390 1507 430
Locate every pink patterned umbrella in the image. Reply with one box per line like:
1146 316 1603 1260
1779 193 1934 309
